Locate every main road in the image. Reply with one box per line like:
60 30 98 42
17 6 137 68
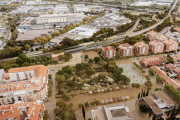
0 0 178 63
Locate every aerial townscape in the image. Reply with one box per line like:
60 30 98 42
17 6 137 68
0 0 180 120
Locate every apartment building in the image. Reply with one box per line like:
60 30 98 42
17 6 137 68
0 65 48 105
51 52 64 60
102 46 116 59
170 53 180 62
134 42 149 55
146 31 168 42
0 101 44 120
146 31 158 41
149 41 164 54
118 43 133 57
163 39 178 52
165 63 180 76
140 57 168 67
36 13 86 25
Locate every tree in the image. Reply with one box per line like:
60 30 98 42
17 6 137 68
93 57 101 64
156 75 163 83
149 109 152 117
54 108 60 115
78 103 83 108
99 60 107 69
82 104 85 120
94 100 100 105
56 75 65 83
139 102 149 113
24 44 30 51
146 89 149 96
84 55 89 61
145 81 153 90
62 92 71 100
98 72 108 82
152 114 156 120
90 102 95 106
149 68 156 75
138 93 140 99
75 63 84 71
141 63 145 68
16 54 28 66
85 102 89 107
56 100 65 110
88 58 93 63
43 110 49 120
14 46 20 51
169 59 175 64
115 54 120 59
31 48 34 52
46 34 51 41
86 69 95 77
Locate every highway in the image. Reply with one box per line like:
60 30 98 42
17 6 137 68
0 0 178 63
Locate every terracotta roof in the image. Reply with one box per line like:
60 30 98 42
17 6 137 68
141 57 168 65
102 46 116 51
118 43 132 49
163 39 177 44
0 101 44 120
149 41 163 45
174 27 180 31
150 66 180 90
171 54 180 61
166 63 176 70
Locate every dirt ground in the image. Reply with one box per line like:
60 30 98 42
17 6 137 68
82 50 100 62
56 83 157 110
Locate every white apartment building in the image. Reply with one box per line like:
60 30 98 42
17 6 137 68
0 65 48 105
36 13 86 25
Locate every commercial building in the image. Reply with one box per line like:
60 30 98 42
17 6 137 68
102 46 116 59
50 25 98 44
150 66 180 90
0 1 11 5
118 43 133 57
163 39 178 52
26 1 36 5
140 57 168 67
88 13 132 29
32 5 54 10
170 53 180 62
19 17 36 29
149 41 164 54
10 6 34 15
134 42 149 55
53 4 69 14
51 52 64 61
73 4 104 13
36 13 86 26
0 65 48 105
16 28 53 41
0 100 44 120
91 104 133 120
142 91 175 118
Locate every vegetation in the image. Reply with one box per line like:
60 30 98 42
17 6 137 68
156 75 164 83
47 79 53 97
124 35 143 45
139 102 149 113
154 18 172 32
165 84 180 103
55 100 76 120
149 68 156 75
43 110 49 120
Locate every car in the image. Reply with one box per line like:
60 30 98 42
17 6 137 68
51 68 55 71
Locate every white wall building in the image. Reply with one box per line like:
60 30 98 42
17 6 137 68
0 65 48 105
36 13 86 25
73 4 104 13
53 4 69 14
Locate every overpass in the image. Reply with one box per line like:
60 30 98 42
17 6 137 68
0 0 178 63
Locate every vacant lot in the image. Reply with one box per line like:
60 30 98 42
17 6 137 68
82 50 100 62
56 83 157 110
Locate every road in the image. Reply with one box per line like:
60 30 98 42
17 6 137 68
0 0 178 62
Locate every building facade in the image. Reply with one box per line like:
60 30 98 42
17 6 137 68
163 39 178 52
102 46 116 59
140 57 168 67
134 42 149 55
0 65 48 105
149 41 164 54
118 43 133 57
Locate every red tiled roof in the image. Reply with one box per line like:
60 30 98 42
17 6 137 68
102 46 116 51
150 66 180 90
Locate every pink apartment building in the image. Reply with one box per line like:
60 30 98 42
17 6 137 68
149 41 164 54
118 43 133 57
134 42 149 55
163 39 178 52
102 46 116 59
146 31 158 41
146 31 168 42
